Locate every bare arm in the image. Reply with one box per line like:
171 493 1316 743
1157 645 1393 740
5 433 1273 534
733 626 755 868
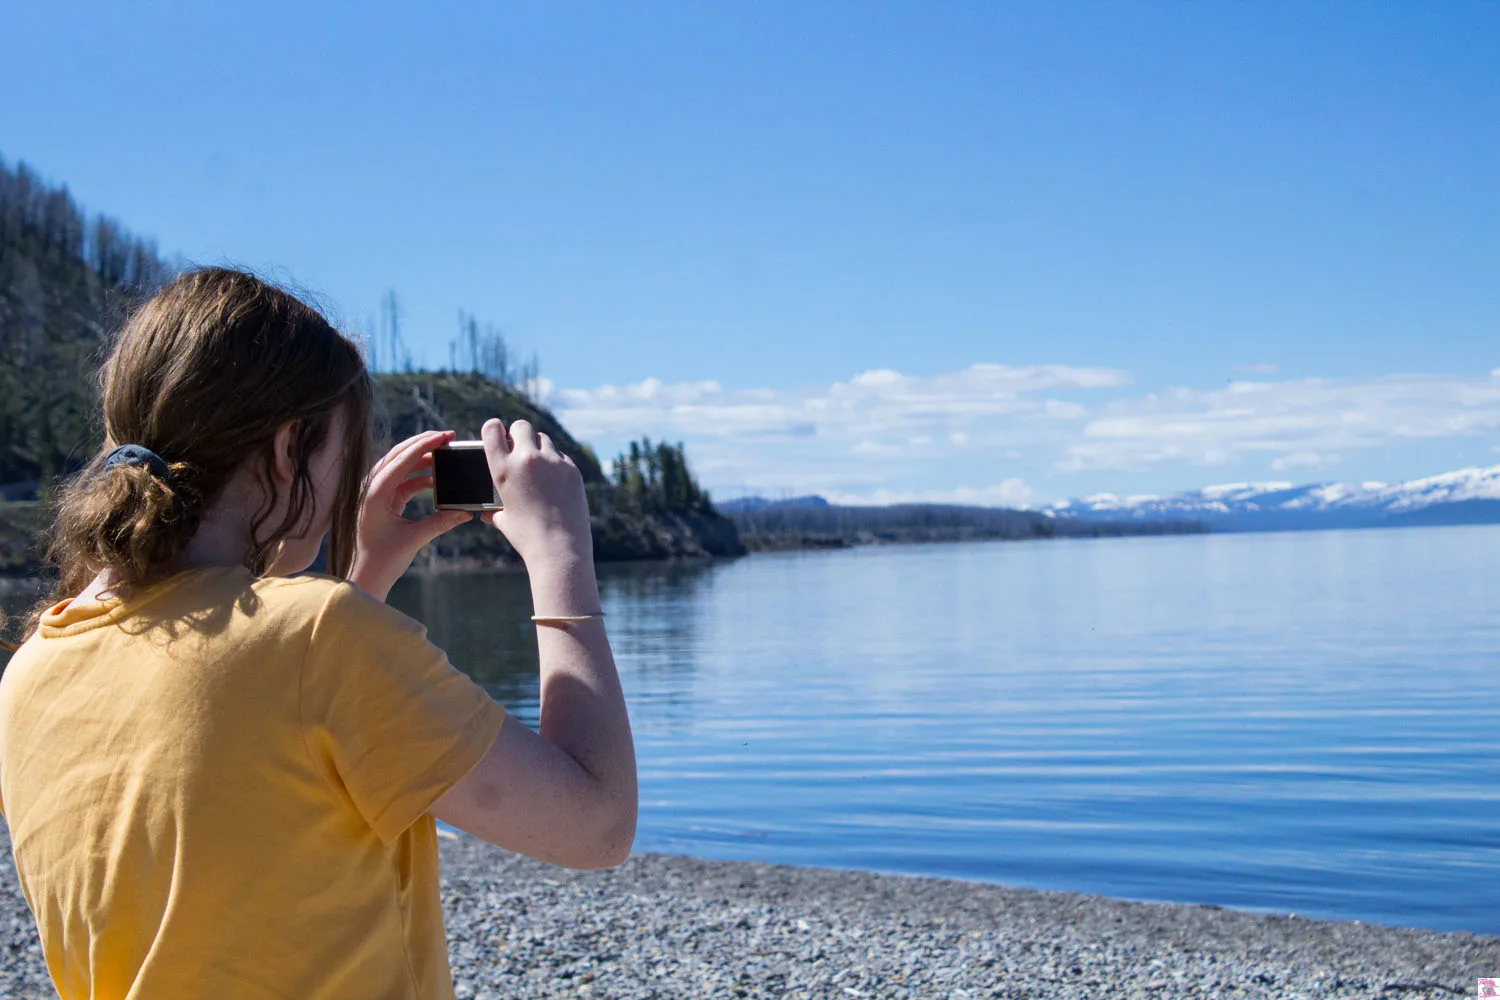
431 557 637 868
429 418 638 869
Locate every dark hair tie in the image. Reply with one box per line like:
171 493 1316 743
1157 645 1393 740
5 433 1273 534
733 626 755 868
104 444 173 483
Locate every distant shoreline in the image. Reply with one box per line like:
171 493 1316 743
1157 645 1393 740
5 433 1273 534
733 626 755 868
726 497 1208 553
735 521 1206 552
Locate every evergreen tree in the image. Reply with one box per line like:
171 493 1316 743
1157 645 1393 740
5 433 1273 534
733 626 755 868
608 437 713 514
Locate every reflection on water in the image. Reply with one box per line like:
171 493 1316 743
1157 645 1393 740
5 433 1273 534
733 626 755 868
589 559 718 733
386 559 720 729
5 528 1500 935
388 568 539 717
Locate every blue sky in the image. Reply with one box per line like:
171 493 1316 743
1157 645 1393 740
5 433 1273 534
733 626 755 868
5 2 1498 505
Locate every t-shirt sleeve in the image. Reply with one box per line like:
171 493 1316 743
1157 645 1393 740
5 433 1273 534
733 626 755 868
300 582 507 844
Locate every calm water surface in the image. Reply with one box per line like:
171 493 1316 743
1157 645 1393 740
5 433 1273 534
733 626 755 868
4 526 1497 933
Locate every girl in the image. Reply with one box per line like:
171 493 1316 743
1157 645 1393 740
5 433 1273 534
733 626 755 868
0 267 637 998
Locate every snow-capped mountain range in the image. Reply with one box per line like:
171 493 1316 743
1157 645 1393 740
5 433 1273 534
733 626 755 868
1048 464 1500 531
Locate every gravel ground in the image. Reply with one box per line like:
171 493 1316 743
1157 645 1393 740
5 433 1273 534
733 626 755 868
0 827 1494 999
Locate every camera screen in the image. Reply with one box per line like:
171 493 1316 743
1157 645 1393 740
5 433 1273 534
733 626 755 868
432 447 497 506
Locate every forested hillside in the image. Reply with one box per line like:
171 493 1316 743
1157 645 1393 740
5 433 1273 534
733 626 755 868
0 156 742 574
0 157 170 488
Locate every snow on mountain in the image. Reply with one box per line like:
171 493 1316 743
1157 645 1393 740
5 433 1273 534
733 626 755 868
1371 465 1500 511
1048 464 1500 531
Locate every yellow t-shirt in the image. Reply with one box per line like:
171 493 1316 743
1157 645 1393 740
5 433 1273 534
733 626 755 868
0 565 507 999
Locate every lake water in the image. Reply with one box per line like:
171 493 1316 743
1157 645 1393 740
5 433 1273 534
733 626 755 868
4 526 1497 934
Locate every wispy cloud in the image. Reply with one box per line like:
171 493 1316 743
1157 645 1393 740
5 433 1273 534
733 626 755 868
821 479 1035 508
1058 374 1500 473
547 363 1129 443
540 365 1500 502
1271 451 1338 472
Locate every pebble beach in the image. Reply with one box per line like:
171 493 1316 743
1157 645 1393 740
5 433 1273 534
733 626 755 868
1 828 1494 999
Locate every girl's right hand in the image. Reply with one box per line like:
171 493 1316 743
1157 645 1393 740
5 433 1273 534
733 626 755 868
480 417 593 569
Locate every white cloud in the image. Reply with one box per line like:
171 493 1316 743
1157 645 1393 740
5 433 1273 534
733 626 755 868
1271 451 1338 471
821 478 1035 508
529 376 557 405
551 363 1129 443
1056 373 1500 473
548 363 1500 502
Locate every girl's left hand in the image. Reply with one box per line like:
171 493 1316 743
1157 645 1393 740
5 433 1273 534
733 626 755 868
350 430 472 602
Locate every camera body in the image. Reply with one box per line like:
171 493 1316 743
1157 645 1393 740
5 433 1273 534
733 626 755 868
432 441 503 511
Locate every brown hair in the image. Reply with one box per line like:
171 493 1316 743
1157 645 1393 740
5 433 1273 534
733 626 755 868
32 267 373 625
